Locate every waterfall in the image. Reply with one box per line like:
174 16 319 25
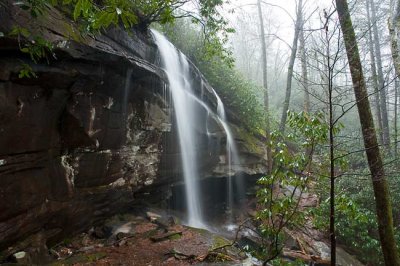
152 30 206 228
214 92 241 220
151 29 241 228
214 91 240 174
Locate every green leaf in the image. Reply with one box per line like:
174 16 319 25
73 0 83 20
18 63 37 79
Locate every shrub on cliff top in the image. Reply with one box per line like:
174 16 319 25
8 0 231 61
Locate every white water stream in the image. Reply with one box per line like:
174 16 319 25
214 92 241 221
152 30 240 228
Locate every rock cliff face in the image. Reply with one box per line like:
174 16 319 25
0 1 267 256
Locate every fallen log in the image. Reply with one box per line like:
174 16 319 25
282 249 330 265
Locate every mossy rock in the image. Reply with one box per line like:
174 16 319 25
168 233 182 240
211 235 231 250
234 126 265 155
52 252 107 265
186 226 210 236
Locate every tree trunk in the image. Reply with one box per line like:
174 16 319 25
370 0 391 151
279 0 302 132
389 1 400 79
257 0 272 173
366 0 384 145
335 1 400 265
395 0 400 45
299 18 310 112
390 0 400 159
395 79 399 158
327 28 336 265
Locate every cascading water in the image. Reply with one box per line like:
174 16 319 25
215 92 240 174
152 30 206 228
152 29 242 229
214 92 241 220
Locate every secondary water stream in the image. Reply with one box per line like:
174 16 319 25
214 92 241 222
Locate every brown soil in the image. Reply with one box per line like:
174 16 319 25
51 215 242 266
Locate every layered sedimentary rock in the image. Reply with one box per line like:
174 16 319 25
0 1 267 256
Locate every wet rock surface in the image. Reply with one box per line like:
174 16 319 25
41 211 247 266
0 0 268 257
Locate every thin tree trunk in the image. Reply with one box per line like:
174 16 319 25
326 25 336 265
279 0 302 132
370 0 391 151
329 75 336 266
390 0 400 159
257 0 272 173
395 0 400 44
335 1 400 265
395 79 399 158
366 0 384 144
299 20 310 112
392 0 400 159
389 0 400 79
